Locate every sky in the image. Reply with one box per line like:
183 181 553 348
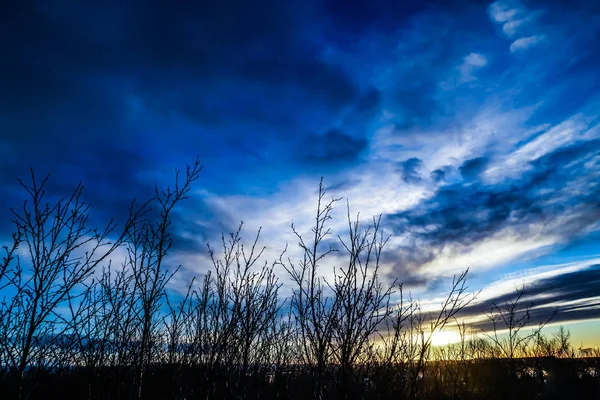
1 0 600 346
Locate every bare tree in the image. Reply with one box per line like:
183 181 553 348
127 158 202 399
329 206 395 399
281 180 403 400
0 170 146 399
101 262 142 398
0 232 20 290
280 179 342 399
280 179 345 399
0 234 23 383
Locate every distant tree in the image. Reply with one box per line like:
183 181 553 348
483 286 555 384
554 325 574 358
405 270 476 400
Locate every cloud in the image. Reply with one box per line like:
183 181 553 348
298 129 368 165
488 1 521 24
419 227 556 277
488 0 543 38
485 113 599 181
384 108 600 279
399 158 424 183
464 53 488 68
456 261 600 331
502 18 526 37
459 53 488 83
510 35 544 52
430 168 449 183
0 0 367 206
459 157 489 181
185 99 599 291
488 0 544 52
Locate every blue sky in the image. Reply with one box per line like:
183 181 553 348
1 0 600 344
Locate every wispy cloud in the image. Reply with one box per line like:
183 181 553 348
459 53 488 83
456 260 600 331
488 1 522 25
488 0 544 52
417 227 557 277
510 35 544 52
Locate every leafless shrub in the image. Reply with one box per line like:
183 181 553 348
0 169 147 399
279 179 342 399
126 158 202 399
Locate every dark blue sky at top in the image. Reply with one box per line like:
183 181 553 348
1 0 600 334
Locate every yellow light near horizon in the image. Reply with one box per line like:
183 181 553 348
429 330 462 347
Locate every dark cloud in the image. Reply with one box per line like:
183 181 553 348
169 212 213 255
459 157 489 182
299 129 368 164
431 169 446 183
430 166 454 183
381 249 434 289
0 147 157 238
0 0 359 121
386 139 600 274
323 178 363 193
0 0 366 208
458 264 600 331
383 263 600 333
399 158 424 184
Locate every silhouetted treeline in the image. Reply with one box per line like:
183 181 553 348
0 160 598 400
